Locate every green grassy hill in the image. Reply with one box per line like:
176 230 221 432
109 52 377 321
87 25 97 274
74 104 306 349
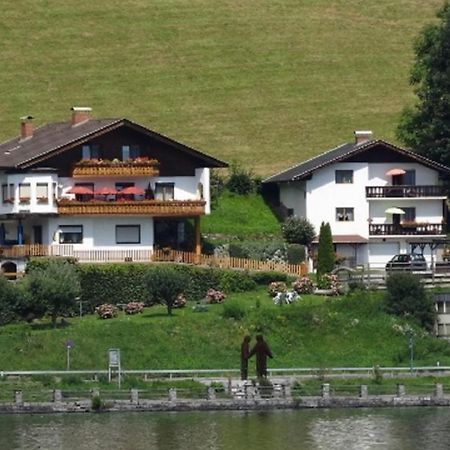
0 0 443 175
1 289 448 371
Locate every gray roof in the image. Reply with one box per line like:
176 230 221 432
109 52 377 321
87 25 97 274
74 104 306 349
263 140 450 183
0 118 228 169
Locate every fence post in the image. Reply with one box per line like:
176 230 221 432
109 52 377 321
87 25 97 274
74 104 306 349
130 389 139 404
53 389 62 403
359 385 368 399
396 384 405 397
207 387 216 401
435 383 444 399
14 390 23 405
321 383 330 399
169 388 177 401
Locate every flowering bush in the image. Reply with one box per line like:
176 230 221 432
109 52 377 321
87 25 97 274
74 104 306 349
95 303 118 319
268 281 287 297
292 276 315 294
205 288 226 304
317 274 340 295
173 293 187 308
125 301 145 315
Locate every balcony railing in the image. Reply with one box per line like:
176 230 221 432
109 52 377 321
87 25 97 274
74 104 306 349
366 185 446 198
72 159 160 177
369 223 444 236
57 199 206 216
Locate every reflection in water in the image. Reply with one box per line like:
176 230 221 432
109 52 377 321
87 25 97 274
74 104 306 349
2 407 450 450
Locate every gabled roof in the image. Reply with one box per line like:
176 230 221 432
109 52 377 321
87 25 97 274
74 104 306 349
263 139 450 183
0 118 228 169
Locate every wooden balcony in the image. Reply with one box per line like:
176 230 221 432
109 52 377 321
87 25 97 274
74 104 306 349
72 159 160 177
366 185 446 198
57 199 206 216
369 223 445 236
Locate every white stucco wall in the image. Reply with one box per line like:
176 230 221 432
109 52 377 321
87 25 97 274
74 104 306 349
279 182 306 217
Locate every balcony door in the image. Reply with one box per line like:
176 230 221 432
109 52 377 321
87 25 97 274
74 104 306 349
33 225 43 244
392 170 415 186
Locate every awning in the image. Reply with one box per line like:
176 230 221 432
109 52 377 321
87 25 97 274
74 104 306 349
385 207 406 214
386 168 406 176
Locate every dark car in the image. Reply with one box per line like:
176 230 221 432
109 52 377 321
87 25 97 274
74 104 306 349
385 253 427 272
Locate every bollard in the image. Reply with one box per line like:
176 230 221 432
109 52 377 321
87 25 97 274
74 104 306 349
321 383 330 399
169 388 177 401
435 383 444 399
130 389 139 404
396 384 405 397
359 385 368 399
14 390 23 405
53 389 63 403
207 387 216 401
91 388 100 398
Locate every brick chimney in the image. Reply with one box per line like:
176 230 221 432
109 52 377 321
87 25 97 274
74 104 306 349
20 116 34 141
354 130 373 145
71 107 92 126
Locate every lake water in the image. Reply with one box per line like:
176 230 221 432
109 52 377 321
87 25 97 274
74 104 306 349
1 407 450 450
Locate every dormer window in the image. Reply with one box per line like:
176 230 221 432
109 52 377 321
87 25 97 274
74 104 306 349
82 144 100 160
122 145 140 161
335 170 353 184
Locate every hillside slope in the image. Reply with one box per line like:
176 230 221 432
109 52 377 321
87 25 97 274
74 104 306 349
0 0 442 175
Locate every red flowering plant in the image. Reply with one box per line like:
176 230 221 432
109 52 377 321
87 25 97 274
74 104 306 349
292 276 315 294
268 281 287 297
205 288 226 304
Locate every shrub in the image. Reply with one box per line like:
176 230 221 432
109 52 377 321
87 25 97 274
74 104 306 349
282 216 315 246
268 281 287 297
251 271 288 285
226 162 256 195
317 274 340 295
95 304 118 319
218 270 257 293
292 276 315 294
205 289 226 304
0 275 20 325
317 222 334 276
222 300 246 320
385 272 435 331
286 244 306 264
173 294 187 308
91 395 104 411
125 302 145 315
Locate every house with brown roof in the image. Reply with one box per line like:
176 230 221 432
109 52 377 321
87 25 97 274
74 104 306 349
264 131 450 268
0 107 227 273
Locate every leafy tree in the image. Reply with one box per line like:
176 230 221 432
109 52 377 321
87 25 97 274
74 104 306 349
385 272 435 331
282 216 315 246
316 222 334 276
226 161 256 195
397 2 450 167
0 275 20 325
22 259 80 327
145 266 188 315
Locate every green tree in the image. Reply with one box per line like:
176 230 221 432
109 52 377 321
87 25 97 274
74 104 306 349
281 216 315 246
145 266 188 315
317 222 334 276
0 275 20 325
385 272 435 331
397 2 450 167
23 259 80 327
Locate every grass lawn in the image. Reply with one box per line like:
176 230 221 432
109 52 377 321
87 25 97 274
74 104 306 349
0 0 443 175
1 288 449 372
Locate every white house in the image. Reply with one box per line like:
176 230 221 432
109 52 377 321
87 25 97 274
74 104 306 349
0 107 227 273
264 131 450 268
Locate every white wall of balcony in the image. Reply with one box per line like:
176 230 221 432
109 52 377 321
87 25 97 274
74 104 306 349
367 163 439 185
369 200 444 224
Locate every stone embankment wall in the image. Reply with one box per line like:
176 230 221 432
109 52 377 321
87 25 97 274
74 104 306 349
1 383 450 414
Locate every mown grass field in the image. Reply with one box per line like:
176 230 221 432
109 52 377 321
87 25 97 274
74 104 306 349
0 0 443 175
1 288 449 372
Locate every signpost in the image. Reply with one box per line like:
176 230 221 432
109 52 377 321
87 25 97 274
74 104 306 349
65 340 74 370
108 348 121 388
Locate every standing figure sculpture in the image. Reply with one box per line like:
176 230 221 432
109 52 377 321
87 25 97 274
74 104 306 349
240 335 251 380
248 334 273 379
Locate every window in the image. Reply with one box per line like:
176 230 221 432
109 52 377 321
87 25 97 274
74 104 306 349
1 184 9 204
336 207 354 221
116 225 141 244
402 207 416 222
36 183 48 204
19 183 31 203
121 145 140 161
81 144 101 160
59 225 83 244
155 182 175 201
335 170 353 184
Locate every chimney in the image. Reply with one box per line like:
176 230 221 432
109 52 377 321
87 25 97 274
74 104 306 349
20 116 34 141
354 130 373 145
71 106 92 126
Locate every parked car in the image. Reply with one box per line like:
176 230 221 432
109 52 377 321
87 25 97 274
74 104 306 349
385 253 427 271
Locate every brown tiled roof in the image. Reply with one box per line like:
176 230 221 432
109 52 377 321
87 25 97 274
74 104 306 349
0 118 228 169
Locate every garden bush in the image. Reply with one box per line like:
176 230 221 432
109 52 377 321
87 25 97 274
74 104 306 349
95 304 118 319
268 281 287 297
0 274 20 325
125 302 145 315
225 162 256 195
222 300 246 320
205 288 226 304
250 271 288 285
286 243 306 264
282 216 315 246
292 276 315 294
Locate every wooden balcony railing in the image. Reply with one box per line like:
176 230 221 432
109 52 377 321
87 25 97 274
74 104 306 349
369 223 445 236
57 199 206 216
366 185 446 198
72 159 160 177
